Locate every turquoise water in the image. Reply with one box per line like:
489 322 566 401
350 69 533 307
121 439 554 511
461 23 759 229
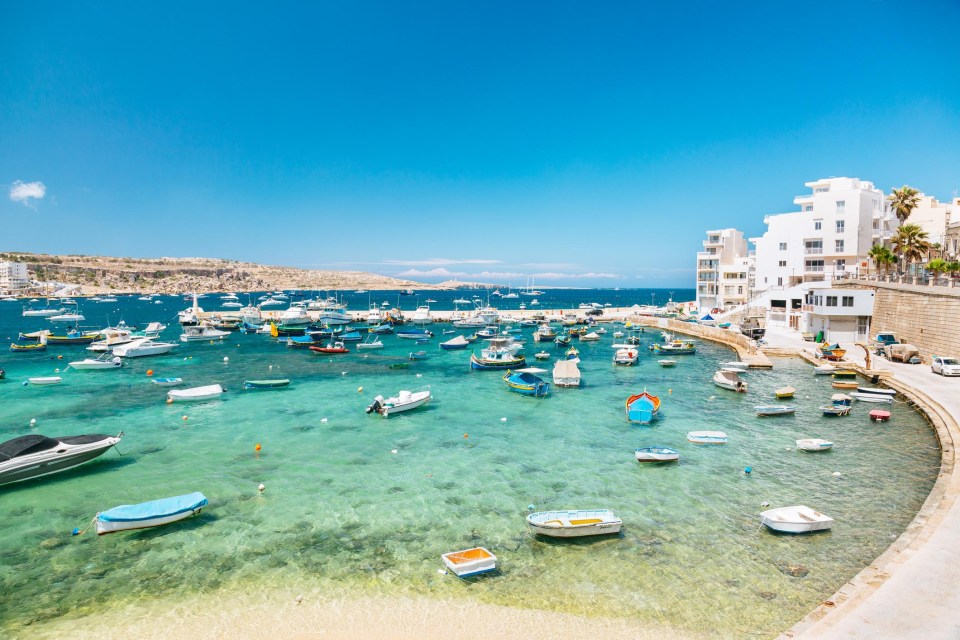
0 295 941 638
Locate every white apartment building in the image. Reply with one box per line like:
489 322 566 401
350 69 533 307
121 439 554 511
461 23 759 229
695 228 752 313
910 195 958 251
0 261 29 294
800 287 875 343
751 177 897 293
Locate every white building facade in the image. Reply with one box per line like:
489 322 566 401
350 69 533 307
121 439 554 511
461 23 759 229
0 261 29 294
910 195 957 252
751 177 897 293
695 228 752 313
801 287 875 344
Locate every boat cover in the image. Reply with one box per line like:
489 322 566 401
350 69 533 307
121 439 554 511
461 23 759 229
99 492 208 522
0 435 60 461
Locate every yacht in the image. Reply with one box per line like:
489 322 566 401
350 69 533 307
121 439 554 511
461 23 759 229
410 305 433 325
278 302 312 326
0 432 124 487
113 337 178 357
180 324 231 342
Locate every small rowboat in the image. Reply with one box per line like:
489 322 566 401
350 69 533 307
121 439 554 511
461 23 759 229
687 430 728 444
534 351 550 360
167 384 224 401
658 359 677 368
309 342 349 354
797 438 833 451
626 391 660 424
28 376 62 385
526 509 622 538
849 391 893 403
759 505 834 534
634 446 679 462
831 380 859 389
755 405 796 416
151 377 183 387
243 379 290 390
869 409 891 422
774 386 796 399
856 386 896 398
96 492 208 535
10 342 47 352
821 405 851 416
441 547 497 578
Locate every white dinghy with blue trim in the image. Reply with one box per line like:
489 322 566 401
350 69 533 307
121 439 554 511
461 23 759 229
95 492 208 535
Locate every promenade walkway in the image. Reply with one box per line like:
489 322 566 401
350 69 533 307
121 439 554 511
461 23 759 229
762 326 960 639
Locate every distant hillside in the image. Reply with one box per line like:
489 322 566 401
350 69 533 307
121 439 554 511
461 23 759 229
0 252 438 294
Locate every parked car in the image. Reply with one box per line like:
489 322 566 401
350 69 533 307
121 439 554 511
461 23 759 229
931 356 960 376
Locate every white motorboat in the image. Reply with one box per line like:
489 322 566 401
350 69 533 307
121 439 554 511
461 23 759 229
410 305 433 325
634 446 679 462
849 391 894 403
87 328 135 352
113 338 178 358
526 509 622 538
278 302 312 326
95 492 208 535
68 356 123 370
721 361 749 371
755 405 796 416
687 431 728 444
813 364 836 375
759 505 834 533
796 438 833 451
713 369 747 393
167 384 224 402
0 432 123 486
855 386 897 398
356 335 384 350
28 376 62 385
180 324 230 342
22 306 65 317
658 359 677 367
48 312 85 323
365 387 431 417
552 359 581 387
612 346 639 365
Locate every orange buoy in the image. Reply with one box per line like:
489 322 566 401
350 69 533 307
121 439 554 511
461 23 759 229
166 398 173 404
255 443 262 451
182 415 188 421
147 369 154 376
463 433 468 439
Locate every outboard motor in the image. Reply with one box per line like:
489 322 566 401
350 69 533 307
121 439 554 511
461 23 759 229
365 395 384 414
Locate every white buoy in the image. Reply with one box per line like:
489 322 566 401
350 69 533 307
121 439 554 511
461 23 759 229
341 371 347 376
500 417 507 422
269 365 273 370
391 449 398 454
321 418 328 423
223 357 229 362
416 373 422 378
832 471 842 478
258 483 265 493
29 418 37 427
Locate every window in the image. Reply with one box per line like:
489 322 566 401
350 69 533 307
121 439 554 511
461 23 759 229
777 277 783 286
804 205 813 211
835 239 845 252
836 201 845 214
836 220 845 233
779 242 787 250
805 259 824 272
835 259 846 270
826 296 838 307
737 286 743 294
814 220 822 230
805 239 823 254
771 299 786 308
842 296 854 307
778 260 787 267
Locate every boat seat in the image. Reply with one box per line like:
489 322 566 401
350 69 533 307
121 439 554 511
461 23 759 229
798 512 816 522
567 518 603 526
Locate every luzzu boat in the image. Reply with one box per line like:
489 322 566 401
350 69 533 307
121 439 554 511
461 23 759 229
626 390 660 424
10 341 47 352
503 368 550 397
470 339 525 370
45 331 101 345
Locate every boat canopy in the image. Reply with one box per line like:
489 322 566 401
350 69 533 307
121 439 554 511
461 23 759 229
0 435 60 461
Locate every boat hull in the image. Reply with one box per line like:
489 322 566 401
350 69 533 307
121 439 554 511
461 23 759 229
634 447 679 462
796 438 833 451
243 379 290 389
0 435 122 486
96 492 208 535
527 509 622 538
687 431 728 444
470 353 525 370
760 505 834 533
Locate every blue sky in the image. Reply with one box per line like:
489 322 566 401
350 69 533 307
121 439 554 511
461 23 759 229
2 1 959 287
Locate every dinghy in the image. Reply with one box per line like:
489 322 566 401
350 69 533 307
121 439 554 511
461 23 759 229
713 369 747 392
796 438 833 451
658 359 677 367
243 379 290 389
365 387 431 417
634 446 679 462
151 377 183 387
526 509 622 538
167 384 224 401
625 391 660 424
687 431 728 444
849 391 893 403
441 547 497 578
869 409 891 422
95 492 208 535
755 405 796 416
759 505 834 534
774 386 796 399
28 376 62 385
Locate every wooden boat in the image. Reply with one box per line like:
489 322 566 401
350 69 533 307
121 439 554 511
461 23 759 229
285 335 315 349
634 446 679 463
759 505 834 534
658 359 677 367
653 340 697 355
28 376 62 385
625 391 660 424
819 343 847 361
309 342 349 354
365 387 431 417
552 359 581 388
821 404 851 416
869 409 892 422
368 323 395 334
45 331 100 345
849 391 893 403
10 341 47 352
612 346 639 365
18 329 52 341
68 356 123 370
755 405 796 416
441 547 497 578
796 438 833 451
565 346 580 362
831 380 859 389
95 492 208 535
151 377 183 387
687 431 728 444
713 369 747 393
440 335 470 350
831 393 853 406
167 384 224 402
774 386 796 399
503 368 550 397
243 379 290 390
554 335 571 347
470 342 525 370
526 509 622 538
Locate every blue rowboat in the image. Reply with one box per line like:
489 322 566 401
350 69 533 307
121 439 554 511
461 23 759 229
626 391 660 424
150 377 183 387
286 335 315 348
95 492 208 535
397 328 433 340
503 368 550 397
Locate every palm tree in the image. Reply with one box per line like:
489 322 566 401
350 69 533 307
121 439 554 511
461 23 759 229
888 185 921 224
927 258 949 283
867 244 896 278
891 223 931 277
947 261 960 283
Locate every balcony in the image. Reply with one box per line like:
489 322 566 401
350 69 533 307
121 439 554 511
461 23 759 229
794 194 815 206
804 249 823 255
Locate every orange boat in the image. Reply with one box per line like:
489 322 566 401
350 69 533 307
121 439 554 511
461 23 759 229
626 390 661 424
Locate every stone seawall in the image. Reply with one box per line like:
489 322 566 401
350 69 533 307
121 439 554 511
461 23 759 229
858 282 960 362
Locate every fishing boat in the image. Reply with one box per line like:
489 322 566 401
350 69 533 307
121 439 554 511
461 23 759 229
113 338 178 357
819 343 846 361
45 331 101 345
441 547 498 578
526 509 622 538
18 329 51 341
167 384 224 402
10 341 47 353
552 359 581 388
396 327 433 340
309 341 349 355
0 432 124 486
28 376 62 385
365 387 431 417
634 446 679 462
612 346 639 365
95 492 208 535
759 505 834 534
68 355 123 370
796 438 833 451
831 379 859 389
243 379 290 390
179 324 231 342
755 405 796 416
534 350 550 360
653 340 697 355
356 335 384 350
533 324 557 342
338 330 363 342
855 386 897 399
658 359 677 368
687 431 728 444
503 368 550 397
849 391 893 403
713 369 747 393
625 391 660 424
440 335 470 350
820 404 851 416
774 386 796 399
470 339 525 370
869 409 892 422
565 346 580 363
813 363 836 375
150 377 183 387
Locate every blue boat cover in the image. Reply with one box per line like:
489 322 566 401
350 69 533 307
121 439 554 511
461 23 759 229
99 492 208 522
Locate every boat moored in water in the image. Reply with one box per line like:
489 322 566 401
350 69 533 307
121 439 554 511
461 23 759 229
441 547 498 578
526 509 622 538
0 432 123 486
167 384 224 402
759 505 834 534
365 387 432 417
95 492 208 535
634 446 679 462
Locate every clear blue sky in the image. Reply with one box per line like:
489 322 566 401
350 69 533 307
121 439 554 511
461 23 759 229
2 1 959 287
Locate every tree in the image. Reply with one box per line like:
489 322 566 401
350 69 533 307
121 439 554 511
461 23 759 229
867 244 896 277
891 223 931 277
888 185 921 225
927 258 949 282
947 261 960 281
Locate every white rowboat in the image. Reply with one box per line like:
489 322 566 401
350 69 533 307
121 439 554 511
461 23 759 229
167 384 224 402
526 509 622 538
759 505 834 534
797 438 833 451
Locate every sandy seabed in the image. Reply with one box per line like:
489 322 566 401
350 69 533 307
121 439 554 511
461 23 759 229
24 591 708 640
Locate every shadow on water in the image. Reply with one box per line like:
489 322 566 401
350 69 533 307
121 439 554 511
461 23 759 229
125 512 217 541
1 456 139 494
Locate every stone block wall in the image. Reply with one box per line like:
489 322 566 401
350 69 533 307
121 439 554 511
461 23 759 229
866 283 960 362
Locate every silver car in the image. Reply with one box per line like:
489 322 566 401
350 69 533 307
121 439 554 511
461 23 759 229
931 356 960 376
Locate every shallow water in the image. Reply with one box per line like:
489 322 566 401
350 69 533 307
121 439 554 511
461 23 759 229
0 293 940 638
